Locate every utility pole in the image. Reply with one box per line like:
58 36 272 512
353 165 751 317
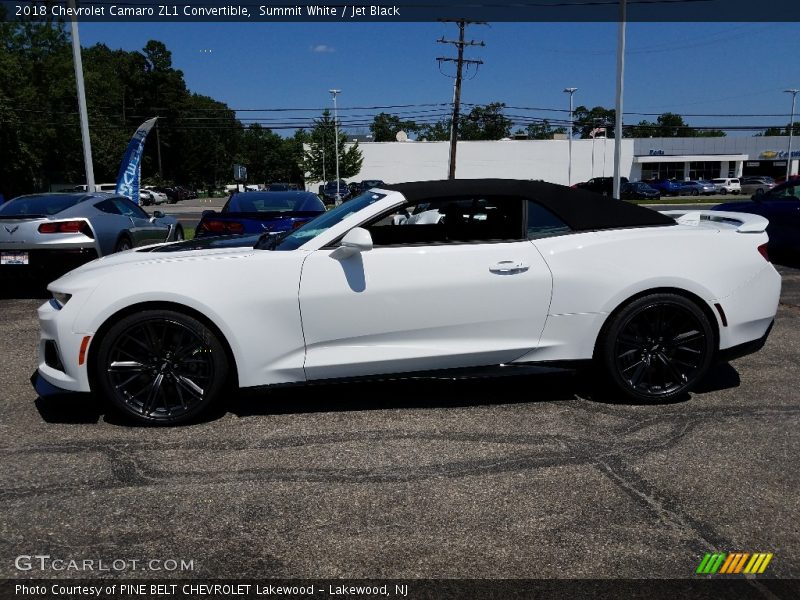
437 19 485 179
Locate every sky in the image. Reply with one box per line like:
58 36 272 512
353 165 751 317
77 20 800 136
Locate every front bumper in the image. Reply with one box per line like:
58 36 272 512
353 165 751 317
35 298 93 393
30 370 77 397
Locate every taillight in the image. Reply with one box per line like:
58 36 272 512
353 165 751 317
291 220 305 230
757 243 769 262
38 220 94 238
199 220 244 234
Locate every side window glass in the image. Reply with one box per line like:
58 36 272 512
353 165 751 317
527 201 571 240
94 200 121 215
114 198 148 219
364 196 524 246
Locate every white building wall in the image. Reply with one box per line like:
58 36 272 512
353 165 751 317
337 139 635 187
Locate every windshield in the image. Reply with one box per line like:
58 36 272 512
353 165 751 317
224 191 324 213
257 191 387 251
0 193 85 217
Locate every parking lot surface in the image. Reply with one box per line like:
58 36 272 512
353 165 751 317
0 267 798 581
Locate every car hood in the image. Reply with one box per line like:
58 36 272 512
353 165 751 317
49 235 262 289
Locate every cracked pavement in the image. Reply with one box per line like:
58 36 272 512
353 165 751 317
0 267 798 582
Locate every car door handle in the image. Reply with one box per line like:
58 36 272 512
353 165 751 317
489 260 529 274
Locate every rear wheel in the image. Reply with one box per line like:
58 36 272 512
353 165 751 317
94 310 229 424
114 235 132 252
597 294 714 402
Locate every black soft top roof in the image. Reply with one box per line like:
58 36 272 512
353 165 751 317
381 179 675 231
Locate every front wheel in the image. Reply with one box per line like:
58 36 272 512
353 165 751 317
94 310 229 424
597 294 714 402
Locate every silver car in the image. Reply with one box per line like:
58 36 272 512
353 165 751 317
740 176 776 197
0 192 182 279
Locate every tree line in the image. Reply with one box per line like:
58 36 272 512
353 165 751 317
368 104 728 142
1 19 320 198
9 17 796 201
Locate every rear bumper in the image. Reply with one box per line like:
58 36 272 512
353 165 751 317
0 247 98 279
718 320 773 362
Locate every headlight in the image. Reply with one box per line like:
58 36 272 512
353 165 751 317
51 291 72 309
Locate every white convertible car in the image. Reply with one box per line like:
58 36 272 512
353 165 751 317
33 179 781 424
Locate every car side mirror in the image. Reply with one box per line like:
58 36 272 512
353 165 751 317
201 209 215 217
152 210 165 219
335 227 373 258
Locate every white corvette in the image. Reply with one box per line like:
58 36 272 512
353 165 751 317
33 179 781 424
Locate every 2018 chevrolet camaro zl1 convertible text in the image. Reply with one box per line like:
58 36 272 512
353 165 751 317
33 180 781 424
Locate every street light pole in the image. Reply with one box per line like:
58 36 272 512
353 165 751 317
67 0 95 191
613 0 627 200
329 89 342 205
785 88 799 182
564 87 577 186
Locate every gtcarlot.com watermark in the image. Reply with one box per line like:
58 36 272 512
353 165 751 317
14 555 194 572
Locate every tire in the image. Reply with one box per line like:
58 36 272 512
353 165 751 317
691 189 699 196
720 188 728 195
596 293 714 403
94 309 229 425
114 235 133 252
174 226 184 241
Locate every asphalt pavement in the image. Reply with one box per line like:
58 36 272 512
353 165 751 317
0 265 798 585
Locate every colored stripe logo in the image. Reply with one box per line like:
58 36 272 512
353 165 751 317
696 552 773 574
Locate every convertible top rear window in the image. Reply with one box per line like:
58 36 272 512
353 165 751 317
382 179 675 231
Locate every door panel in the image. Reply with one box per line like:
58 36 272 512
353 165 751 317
299 241 552 380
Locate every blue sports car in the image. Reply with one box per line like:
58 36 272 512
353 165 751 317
196 191 326 238
713 180 800 261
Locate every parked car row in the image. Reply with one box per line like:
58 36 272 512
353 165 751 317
574 176 783 199
0 191 182 280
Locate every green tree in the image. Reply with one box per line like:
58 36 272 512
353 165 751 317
417 119 451 141
629 112 726 138
460 102 512 140
759 122 800 136
369 112 418 142
573 106 617 138
174 93 241 188
303 110 363 182
525 120 567 140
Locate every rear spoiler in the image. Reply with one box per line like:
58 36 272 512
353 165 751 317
659 210 768 233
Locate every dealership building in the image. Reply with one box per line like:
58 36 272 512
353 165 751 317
341 135 800 187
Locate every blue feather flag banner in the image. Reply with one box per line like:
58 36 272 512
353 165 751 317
115 117 158 204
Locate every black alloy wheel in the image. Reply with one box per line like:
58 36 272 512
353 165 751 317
599 294 714 402
95 310 229 424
